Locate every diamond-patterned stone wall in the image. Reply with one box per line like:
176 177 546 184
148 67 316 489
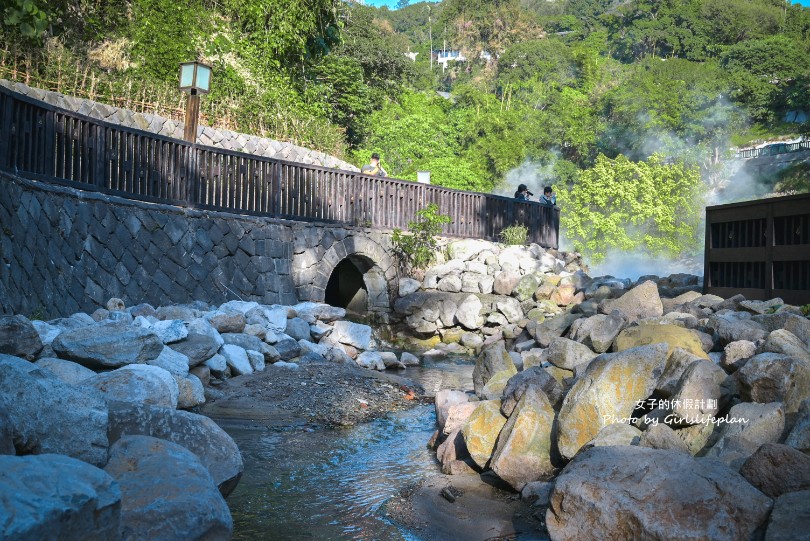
0 173 299 318
0 173 400 318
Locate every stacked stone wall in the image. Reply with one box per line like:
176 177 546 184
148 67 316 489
0 172 400 319
0 80 359 172
0 172 299 318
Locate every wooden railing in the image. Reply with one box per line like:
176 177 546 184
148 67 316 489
704 193 810 305
0 85 559 248
735 140 810 159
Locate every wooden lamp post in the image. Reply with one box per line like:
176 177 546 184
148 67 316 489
179 61 212 143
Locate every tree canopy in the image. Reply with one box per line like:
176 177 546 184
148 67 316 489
1 0 808 263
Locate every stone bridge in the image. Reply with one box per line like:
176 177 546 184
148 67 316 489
0 172 398 319
0 83 557 318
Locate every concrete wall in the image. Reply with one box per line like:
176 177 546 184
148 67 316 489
0 172 395 318
0 80 359 172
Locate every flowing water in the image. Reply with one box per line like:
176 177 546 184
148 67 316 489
225 356 475 541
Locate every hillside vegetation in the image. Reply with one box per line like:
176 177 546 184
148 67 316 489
1 0 808 261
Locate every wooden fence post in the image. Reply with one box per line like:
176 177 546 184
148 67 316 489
0 94 14 170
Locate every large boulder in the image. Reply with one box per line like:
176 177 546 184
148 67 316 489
759 329 810 362
461 399 507 469
205 309 246 334
423 260 465 289
222 332 279 363
722 340 757 372
291 302 346 323
546 446 773 541
33 357 96 384
472 343 517 398
0 454 121 540
496 297 524 324
501 366 565 416
599 280 663 322
331 320 373 350
285 317 312 341
739 443 810 498
704 402 785 469
31 320 62 347
456 294 484 330
52 322 163 369
668 360 728 423
176 375 206 409
556 343 669 460
447 239 492 261
0 315 43 360
545 337 598 372
355 351 385 371
108 402 243 496
274 337 302 360
84 364 179 409
569 312 627 353
656 348 705 397
104 435 232 541
752 312 810 339
220 344 254 376
435 390 470 433
479 369 515 400
614 324 708 360
527 313 582 348
443 402 479 436
146 346 190 377
765 490 810 541
133 317 188 344
738 354 810 413
638 423 690 453
168 333 221 367
583 423 642 449
493 271 521 296
436 430 472 474
490 387 555 491
0 355 108 466
514 274 542 302
398 278 422 297
705 313 768 346
786 399 810 453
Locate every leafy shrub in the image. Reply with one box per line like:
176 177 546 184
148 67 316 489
2 0 50 41
499 222 528 245
391 203 451 271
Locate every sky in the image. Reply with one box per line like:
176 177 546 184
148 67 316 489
362 0 810 8
361 0 400 7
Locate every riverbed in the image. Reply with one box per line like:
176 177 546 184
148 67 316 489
224 356 476 540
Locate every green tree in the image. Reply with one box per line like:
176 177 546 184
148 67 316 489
559 153 705 262
497 39 577 87
1 0 50 40
721 35 810 122
391 203 452 270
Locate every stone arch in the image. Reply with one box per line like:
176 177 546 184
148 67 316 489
294 232 398 313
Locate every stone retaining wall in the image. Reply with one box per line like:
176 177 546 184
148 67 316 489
0 172 301 317
0 80 359 171
0 172 400 318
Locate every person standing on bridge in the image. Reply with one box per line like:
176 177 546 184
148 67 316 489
514 184 533 201
361 153 388 177
540 186 556 206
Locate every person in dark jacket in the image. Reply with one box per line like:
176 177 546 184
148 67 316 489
514 184 533 200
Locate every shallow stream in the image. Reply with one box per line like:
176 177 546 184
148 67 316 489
225 356 475 540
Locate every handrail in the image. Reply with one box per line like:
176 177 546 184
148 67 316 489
0 85 559 248
735 140 810 159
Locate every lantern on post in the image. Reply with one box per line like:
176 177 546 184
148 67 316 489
178 61 212 143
